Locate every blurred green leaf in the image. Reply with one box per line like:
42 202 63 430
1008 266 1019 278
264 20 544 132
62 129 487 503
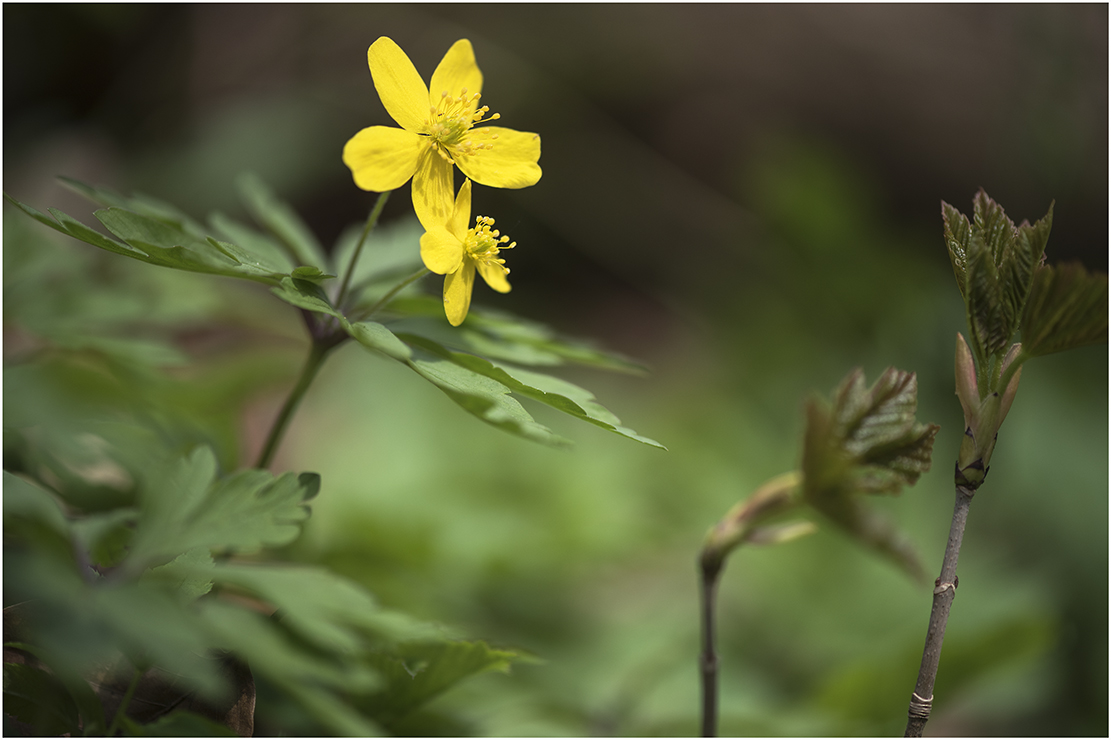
207 211 295 274
123 447 316 573
181 563 441 655
236 173 329 273
197 601 383 736
360 641 520 727
118 710 237 736
385 296 648 373
4 192 144 258
3 661 81 735
58 176 208 238
1020 262 1108 357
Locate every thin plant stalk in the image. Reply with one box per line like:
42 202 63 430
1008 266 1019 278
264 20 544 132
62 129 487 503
106 666 143 736
255 339 335 470
353 266 430 322
699 556 723 737
334 191 390 310
903 484 975 737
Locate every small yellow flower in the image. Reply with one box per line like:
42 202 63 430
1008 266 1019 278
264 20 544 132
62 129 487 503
343 37 541 226
420 179 514 326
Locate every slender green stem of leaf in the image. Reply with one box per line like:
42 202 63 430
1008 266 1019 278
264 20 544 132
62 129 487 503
335 190 391 311
255 339 334 469
699 555 723 737
107 666 143 736
352 267 430 322
904 485 974 737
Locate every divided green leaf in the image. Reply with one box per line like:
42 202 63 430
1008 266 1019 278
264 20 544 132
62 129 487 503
123 447 317 573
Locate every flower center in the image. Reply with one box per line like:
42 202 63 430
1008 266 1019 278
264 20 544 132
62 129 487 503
464 215 515 274
426 87 501 164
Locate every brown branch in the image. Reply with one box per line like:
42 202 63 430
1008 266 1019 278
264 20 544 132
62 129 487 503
903 484 975 736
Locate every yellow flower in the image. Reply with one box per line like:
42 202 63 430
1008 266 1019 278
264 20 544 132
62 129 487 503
343 37 541 226
420 179 514 326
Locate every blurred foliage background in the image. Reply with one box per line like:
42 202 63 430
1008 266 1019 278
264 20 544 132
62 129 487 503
4 4 1107 736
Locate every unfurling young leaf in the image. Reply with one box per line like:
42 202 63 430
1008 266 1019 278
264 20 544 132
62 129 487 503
701 367 938 580
1020 261 1109 358
801 367 938 580
943 190 1053 361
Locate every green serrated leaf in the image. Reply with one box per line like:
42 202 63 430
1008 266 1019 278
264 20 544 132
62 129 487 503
48 206 149 258
1020 262 1109 357
405 342 569 448
270 276 343 319
966 230 1013 358
236 173 329 273
948 192 1056 362
123 447 316 573
400 334 664 449
359 641 522 726
972 190 1016 265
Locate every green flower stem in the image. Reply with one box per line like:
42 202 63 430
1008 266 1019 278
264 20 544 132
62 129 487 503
699 554 723 737
903 484 975 737
335 190 390 311
107 666 143 736
255 338 335 470
353 266 430 322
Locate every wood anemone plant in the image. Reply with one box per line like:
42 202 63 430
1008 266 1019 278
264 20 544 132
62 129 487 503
699 367 939 737
902 191 1108 737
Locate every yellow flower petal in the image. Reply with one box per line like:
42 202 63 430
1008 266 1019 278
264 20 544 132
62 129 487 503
429 39 483 109
457 127 542 188
443 261 475 326
420 228 464 275
412 149 456 230
368 37 430 133
449 180 473 238
343 126 422 191
476 259 511 294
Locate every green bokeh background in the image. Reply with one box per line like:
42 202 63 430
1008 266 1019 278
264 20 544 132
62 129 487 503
4 5 1107 735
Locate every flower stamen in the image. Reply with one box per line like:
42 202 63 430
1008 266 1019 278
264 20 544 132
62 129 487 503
425 88 500 163
465 215 515 275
